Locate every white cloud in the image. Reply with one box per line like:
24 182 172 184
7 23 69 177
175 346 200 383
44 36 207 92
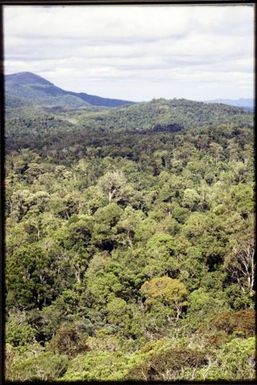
4 6 191 40
3 4 254 100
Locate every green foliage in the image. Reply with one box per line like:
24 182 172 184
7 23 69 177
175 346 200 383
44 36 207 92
182 188 201 210
6 352 69 381
195 337 255 381
186 288 228 329
6 313 35 347
141 277 187 304
140 277 187 321
225 283 253 310
62 351 134 381
127 347 208 381
6 244 59 310
106 298 129 324
5 95 254 381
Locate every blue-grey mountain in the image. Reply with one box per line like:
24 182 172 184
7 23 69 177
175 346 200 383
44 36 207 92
5 72 134 109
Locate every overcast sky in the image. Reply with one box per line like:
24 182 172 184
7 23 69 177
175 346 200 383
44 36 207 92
4 5 254 102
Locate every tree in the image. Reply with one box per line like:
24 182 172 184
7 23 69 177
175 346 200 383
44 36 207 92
182 188 201 211
143 233 181 278
225 236 255 295
106 298 132 333
140 277 187 320
116 206 145 247
92 203 123 251
6 244 59 310
97 171 127 203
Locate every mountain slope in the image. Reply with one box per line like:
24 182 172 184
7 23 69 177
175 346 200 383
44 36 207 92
5 72 134 109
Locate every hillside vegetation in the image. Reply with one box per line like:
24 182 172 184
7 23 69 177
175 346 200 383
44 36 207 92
5 93 255 381
5 97 252 152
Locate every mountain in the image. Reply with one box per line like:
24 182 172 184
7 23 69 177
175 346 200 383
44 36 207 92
205 98 254 111
5 72 134 109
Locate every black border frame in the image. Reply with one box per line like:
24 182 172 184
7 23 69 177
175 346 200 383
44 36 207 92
0 1 256 384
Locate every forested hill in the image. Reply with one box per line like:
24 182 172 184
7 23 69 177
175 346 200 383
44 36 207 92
5 72 134 109
5 96 253 154
72 97 253 132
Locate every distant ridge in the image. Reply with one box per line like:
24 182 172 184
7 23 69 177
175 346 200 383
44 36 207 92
5 72 135 109
205 98 254 111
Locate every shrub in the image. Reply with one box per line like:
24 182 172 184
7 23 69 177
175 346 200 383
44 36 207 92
48 324 89 357
195 337 256 381
86 334 121 352
62 351 132 381
204 331 228 347
6 352 68 381
127 347 208 380
6 317 35 347
213 310 255 337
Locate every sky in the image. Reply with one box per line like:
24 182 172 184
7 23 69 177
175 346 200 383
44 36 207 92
4 5 254 102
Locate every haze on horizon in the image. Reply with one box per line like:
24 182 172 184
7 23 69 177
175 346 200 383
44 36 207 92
4 5 254 102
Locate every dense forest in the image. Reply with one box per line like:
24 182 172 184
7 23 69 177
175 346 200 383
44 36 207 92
5 86 255 381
